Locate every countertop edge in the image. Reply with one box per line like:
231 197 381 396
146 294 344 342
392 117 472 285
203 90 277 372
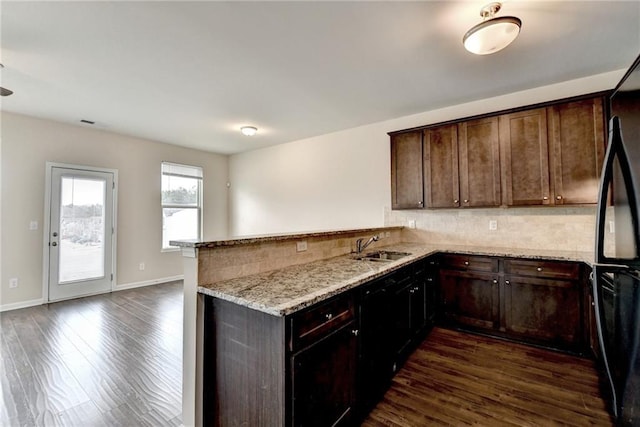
171 226 404 248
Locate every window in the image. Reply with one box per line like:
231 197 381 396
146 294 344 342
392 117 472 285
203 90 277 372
161 162 203 250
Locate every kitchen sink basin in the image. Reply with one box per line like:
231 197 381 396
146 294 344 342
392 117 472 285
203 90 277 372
356 250 411 262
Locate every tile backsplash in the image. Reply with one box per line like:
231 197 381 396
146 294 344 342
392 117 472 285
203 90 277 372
385 206 599 253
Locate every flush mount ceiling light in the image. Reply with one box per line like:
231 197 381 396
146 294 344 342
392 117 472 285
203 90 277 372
463 2 521 55
240 126 258 136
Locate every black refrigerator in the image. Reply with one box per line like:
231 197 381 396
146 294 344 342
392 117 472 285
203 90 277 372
593 52 640 426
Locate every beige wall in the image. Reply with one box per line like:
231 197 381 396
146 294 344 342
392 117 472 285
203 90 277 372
229 70 624 246
1 112 229 309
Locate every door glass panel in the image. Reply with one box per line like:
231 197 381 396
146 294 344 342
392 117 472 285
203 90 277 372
59 176 106 283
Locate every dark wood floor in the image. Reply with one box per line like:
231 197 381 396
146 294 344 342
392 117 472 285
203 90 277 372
2 283 613 426
363 327 613 426
0 281 183 427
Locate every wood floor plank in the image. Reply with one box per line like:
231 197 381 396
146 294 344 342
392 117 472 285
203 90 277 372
363 327 613 427
0 281 183 426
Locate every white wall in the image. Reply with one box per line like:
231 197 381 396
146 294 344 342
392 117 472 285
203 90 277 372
1 112 229 309
229 70 625 238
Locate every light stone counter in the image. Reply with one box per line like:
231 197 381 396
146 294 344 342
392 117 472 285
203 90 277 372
197 242 593 317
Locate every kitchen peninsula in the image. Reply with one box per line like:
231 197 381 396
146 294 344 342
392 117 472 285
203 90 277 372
173 226 595 426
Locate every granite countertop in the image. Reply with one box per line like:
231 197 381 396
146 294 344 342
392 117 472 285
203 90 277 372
170 226 403 249
197 243 593 317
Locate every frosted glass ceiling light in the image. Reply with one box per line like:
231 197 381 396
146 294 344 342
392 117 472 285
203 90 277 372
463 2 521 55
240 126 258 136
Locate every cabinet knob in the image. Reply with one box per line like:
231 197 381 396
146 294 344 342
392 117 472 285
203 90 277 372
325 313 333 320
493 279 498 284
592 301 595 307
351 329 359 336
556 195 562 200
409 289 415 294
536 267 543 272
464 261 469 266
427 277 433 282
464 199 469 203
414 286 420 291
418 201 423 207
454 199 459 204
505 280 511 285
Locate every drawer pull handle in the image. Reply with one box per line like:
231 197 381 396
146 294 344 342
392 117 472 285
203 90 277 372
556 195 562 200
537 267 543 272
325 313 333 320
351 329 359 336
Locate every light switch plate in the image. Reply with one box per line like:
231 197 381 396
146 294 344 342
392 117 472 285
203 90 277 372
30 221 38 230
296 241 308 252
408 220 416 229
9 278 18 288
489 220 497 231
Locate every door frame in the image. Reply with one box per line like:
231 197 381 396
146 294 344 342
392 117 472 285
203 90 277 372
42 162 119 302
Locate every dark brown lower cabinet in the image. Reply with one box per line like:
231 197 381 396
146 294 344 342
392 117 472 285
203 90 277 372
291 322 357 427
438 254 587 353
439 269 499 330
503 274 582 351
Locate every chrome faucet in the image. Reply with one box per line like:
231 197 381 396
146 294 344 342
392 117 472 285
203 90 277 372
355 235 379 253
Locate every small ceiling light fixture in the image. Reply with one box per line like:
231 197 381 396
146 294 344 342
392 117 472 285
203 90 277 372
463 2 521 55
240 126 258 136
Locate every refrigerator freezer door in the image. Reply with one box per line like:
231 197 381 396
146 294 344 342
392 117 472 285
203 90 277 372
593 265 640 423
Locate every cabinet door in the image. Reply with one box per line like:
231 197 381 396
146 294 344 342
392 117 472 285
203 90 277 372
503 275 582 349
358 278 397 413
391 282 414 362
458 117 501 207
391 131 424 209
291 323 357 427
548 97 605 205
439 269 499 330
499 108 551 206
423 125 460 208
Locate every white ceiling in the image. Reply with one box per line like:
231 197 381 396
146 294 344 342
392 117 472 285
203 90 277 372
1 1 639 155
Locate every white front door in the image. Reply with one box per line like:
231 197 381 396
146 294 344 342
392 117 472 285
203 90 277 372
47 165 116 301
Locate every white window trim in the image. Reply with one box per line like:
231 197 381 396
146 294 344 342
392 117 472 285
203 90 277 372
161 162 203 251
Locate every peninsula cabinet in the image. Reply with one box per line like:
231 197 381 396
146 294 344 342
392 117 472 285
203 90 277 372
390 130 423 209
390 95 606 209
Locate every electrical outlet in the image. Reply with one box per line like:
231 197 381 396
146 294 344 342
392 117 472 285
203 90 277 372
139 262 145 271
296 241 308 252
408 220 416 229
609 220 615 234
489 220 497 231
9 278 18 288
29 221 38 230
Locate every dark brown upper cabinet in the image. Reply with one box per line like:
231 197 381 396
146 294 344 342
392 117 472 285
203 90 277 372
548 98 606 205
390 95 606 209
391 131 423 209
499 108 551 206
458 117 502 208
423 125 459 208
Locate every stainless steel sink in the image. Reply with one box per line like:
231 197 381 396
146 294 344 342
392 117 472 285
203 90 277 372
355 250 411 262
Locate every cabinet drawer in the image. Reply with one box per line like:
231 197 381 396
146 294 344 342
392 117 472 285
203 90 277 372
290 294 355 351
504 259 580 280
440 254 498 273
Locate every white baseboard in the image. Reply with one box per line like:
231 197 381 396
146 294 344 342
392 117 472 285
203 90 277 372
114 275 184 291
0 298 44 313
0 276 183 313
